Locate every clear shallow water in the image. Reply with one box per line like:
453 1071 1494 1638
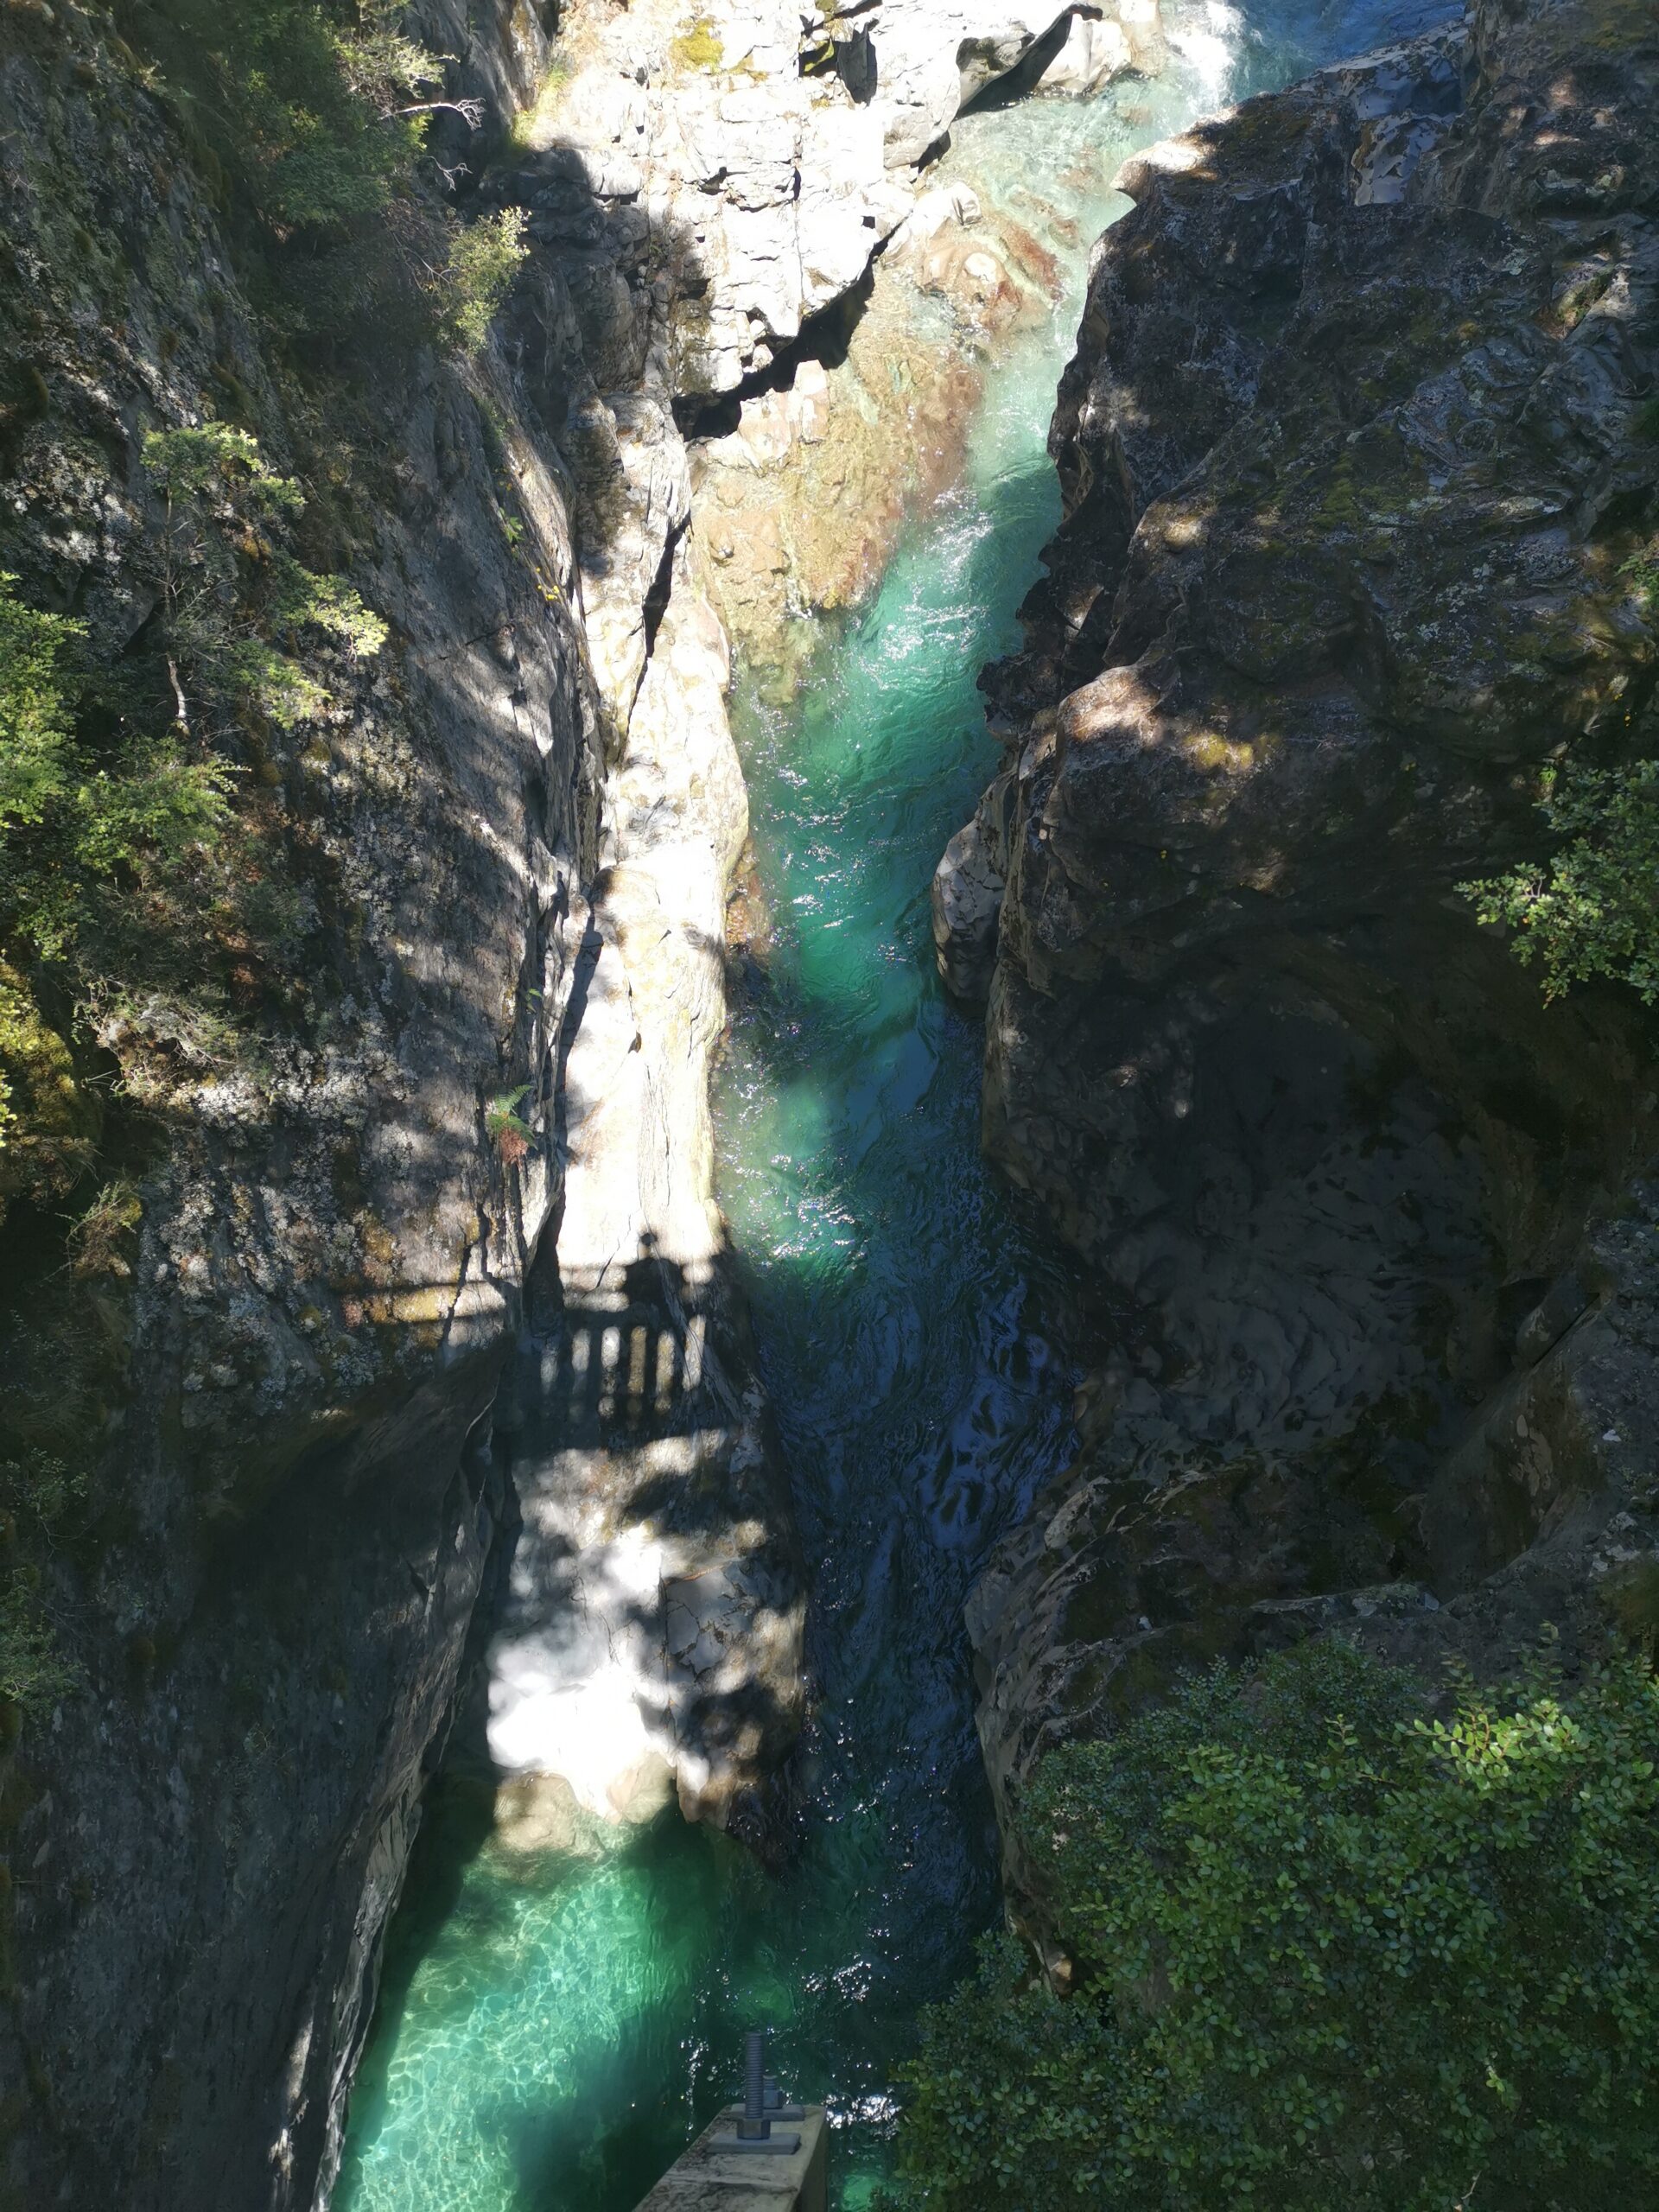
336 6 1455 2207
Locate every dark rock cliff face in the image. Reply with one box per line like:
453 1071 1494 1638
941 0 1659 1898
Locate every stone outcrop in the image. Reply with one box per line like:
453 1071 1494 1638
860 0 1163 167
690 175 1066 690
499 0 1157 398
413 0 560 118
944 0 1659 1891
473 0 1173 708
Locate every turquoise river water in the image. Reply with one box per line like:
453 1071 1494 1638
336 5 1452 2205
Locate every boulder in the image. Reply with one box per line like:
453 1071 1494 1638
932 818 1006 1001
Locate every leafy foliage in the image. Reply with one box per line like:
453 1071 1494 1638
1465 757 1659 1002
445 209 531 357
1465 545 1659 1001
0 957 98 1214
486 1085 533 1163
0 429 386 1220
0 594 97 1202
0 580 82 834
67 1177 144 1280
145 424 385 734
894 1643 1659 2210
0 496 241 970
0 1452 89 1718
122 0 428 236
118 0 527 360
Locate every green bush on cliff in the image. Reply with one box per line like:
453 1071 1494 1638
0 581 81 836
0 565 225 1218
0 429 388 1223
445 209 531 357
143 423 386 734
0 556 234 952
1465 754 1659 1005
893 1642 1659 2210
119 0 428 234
118 0 526 358
1465 545 1659 1002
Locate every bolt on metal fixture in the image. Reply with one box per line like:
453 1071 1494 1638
727 2028 804 2154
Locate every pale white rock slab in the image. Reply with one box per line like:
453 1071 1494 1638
486 555 803 1830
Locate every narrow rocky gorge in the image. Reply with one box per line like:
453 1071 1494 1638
465 0 1163 1871
936 0 1659 1906
11 0 1658 2196
0 2 1166 2203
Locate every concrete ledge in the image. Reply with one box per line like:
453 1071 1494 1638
631 2104 828 2211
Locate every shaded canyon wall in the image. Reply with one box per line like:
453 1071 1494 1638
937 0 1659 1895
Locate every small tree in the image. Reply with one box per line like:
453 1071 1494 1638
895 1642 1659 2209
143 423 385 733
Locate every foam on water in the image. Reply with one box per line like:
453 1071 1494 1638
336 4 1455 2205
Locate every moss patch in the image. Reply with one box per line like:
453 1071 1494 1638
671 15 725 69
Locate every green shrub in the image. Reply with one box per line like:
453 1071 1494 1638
485 1085 532 1163
0 580 81 836
67 1177 143 1279
0 428 387 1212
0 564 232 962
1464 545 1659 1001
0 956 99 1223
118 0 429 238
0 1452 89 1717
1465 754 1659 1003
895 1643 1659 2210
443 208 530 357
144 424 385 731
0 1579 80 1719
118 0 527 362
